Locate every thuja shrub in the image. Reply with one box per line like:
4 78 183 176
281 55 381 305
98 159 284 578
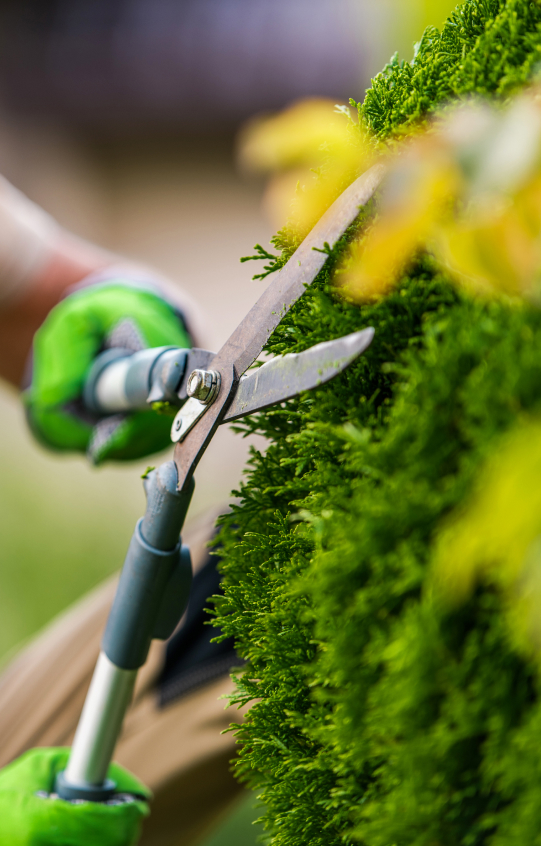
363 0 541 138
212 2 541 844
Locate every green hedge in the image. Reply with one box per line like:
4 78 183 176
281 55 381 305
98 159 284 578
364 0 541 138
211 2 541 844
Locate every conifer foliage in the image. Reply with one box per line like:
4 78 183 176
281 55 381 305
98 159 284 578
212 2 541 843
363 0 541 139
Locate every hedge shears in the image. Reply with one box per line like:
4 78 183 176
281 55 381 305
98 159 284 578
54 164 383 802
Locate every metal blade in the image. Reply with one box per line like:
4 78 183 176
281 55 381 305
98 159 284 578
223 328 374 422
211 164 384 380
173 164 384 491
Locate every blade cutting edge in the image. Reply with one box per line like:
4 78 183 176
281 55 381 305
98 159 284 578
223 327 374 422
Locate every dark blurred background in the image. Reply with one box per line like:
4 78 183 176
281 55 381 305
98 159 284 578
0 2 455 843
0 0 370 130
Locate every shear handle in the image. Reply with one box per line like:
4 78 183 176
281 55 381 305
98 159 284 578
83 346 189 415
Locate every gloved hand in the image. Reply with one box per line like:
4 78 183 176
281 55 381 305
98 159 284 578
0 747 150 846
24 279 191 463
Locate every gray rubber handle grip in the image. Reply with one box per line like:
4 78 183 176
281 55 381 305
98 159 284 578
83 346 188 415
103 462 194 670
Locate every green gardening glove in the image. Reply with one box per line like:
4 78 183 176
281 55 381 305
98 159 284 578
24 280 191 464
0 747 150 846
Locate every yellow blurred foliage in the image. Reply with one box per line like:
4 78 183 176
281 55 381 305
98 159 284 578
340 146 459 298
342 93 541 302
240 89 541 303
238 98 374 237
436 180 541 299
432 418 541 660
239 98 356 172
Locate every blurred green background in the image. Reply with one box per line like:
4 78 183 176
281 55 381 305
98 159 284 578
0 388 139 660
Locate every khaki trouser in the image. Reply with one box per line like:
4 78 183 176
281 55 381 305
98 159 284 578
0 510 247 846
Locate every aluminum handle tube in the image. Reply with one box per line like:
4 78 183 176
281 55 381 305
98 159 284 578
63 652 137 789
93 357 133 413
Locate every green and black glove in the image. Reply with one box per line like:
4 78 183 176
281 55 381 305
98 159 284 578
0 747 150 846
24 279 191 464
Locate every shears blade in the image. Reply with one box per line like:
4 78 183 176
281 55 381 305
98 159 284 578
222 328 374 422
173 164 384 488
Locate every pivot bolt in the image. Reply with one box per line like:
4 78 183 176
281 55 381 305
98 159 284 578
186 369 221 405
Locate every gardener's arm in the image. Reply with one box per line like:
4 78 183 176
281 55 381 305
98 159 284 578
0 175 202 462
0 175 113 387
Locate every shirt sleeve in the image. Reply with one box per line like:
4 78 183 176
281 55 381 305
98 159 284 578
0 175 59 305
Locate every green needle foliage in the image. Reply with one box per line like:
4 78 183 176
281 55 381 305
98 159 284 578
362 0 541 139
211 2 541 844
